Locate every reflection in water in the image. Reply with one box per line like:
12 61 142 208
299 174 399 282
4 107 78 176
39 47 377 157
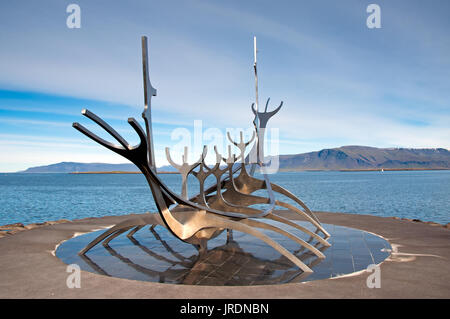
58 221 391 286
80 225 328 285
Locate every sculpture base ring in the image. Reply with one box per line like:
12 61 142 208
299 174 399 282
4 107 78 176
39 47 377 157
56 220 391 286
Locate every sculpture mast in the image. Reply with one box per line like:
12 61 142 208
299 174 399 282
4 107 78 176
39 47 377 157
253 36 259 125
250 36 260 175
141 36 157 170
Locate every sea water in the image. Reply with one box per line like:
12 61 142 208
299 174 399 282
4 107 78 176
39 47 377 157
0 170 449 225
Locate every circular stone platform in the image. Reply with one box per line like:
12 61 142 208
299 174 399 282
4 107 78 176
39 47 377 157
0 211 448 298
56 221 390 286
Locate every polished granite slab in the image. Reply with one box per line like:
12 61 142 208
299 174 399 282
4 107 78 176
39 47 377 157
56 220 391 286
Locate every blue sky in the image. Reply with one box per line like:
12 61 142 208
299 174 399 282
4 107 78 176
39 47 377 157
0 0 449 172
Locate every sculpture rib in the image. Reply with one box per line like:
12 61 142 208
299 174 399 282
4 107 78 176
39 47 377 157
79 216 155 254
128 236 194 267
196 213 313 273
103 227 134 246
221 185 329 246
238 218 325 258
148 225 195 263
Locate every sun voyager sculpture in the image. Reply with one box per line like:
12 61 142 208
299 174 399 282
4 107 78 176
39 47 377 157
72 36 331 274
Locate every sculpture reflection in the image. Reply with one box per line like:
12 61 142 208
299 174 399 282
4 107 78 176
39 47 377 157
79 225 329 286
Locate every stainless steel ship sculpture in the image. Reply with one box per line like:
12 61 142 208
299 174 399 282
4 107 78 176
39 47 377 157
72 36 331 274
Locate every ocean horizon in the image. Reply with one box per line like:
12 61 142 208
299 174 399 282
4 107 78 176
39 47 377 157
1 170 449 226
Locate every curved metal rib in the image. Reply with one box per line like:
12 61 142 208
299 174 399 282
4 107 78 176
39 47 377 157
128 236 194 267
81 109 129 149
231 158 328 237
103 227 134 246
79 215 156 254
204 146 265 217
239 218 325 259
220 161 329 246
127 225 145 238
198 213 313 273
149 225 195 263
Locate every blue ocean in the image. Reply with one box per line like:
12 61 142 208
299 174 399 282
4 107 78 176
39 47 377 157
0 170 449 226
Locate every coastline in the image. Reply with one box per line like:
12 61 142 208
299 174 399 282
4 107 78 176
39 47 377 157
66 168 450 174
279 167 450 172
69 171 179 174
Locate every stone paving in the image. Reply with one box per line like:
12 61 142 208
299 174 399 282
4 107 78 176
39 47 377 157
0 211 448 298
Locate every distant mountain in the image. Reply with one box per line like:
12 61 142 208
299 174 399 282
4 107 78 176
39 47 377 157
276 146 450 171
19 146 450 173
20 162 176 173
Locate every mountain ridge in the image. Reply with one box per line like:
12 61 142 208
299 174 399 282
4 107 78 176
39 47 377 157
19 162 176 173
17 146 450 173
276 145 450 171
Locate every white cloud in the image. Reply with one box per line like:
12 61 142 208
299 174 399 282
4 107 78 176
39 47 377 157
0 0 449 171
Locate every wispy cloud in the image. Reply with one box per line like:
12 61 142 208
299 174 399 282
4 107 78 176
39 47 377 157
0 0 449 171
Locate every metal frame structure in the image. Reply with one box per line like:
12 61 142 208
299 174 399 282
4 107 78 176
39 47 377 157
72 36 330 274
